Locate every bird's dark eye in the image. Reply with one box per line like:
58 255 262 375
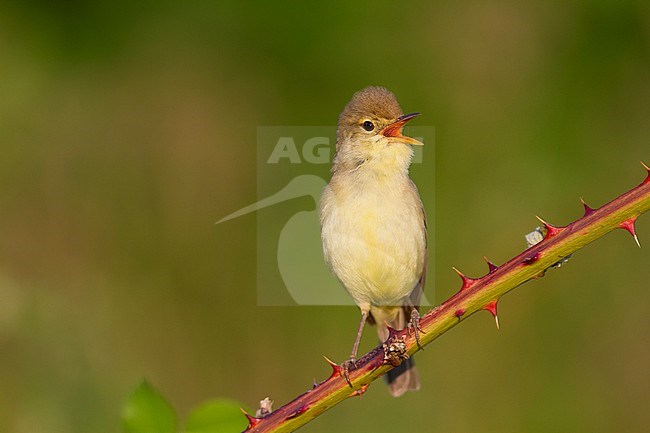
362 120 375 132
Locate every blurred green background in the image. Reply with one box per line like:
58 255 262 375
1 1 649 432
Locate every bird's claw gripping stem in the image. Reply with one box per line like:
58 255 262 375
407 308 425 351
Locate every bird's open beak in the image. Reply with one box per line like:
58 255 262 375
380 112 423 146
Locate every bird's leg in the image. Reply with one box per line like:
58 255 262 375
342 309 369 387
406 302 425 351
349 310 369 362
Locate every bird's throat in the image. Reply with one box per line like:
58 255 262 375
333 141 414 180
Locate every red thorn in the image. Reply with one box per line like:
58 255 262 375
454 308 466 318
619 217 641 248
452 267 478 291
642 161 650 185
522 252 539 265
535 215 563 238
580 197 596 216
323 355 342 377
349 383 370 398
286 405 309 419
483 256 498 273
241 408 261 429
385 323 399 339
483 300 500 330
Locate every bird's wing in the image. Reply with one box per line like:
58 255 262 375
408 186 427 313
409 250 426 312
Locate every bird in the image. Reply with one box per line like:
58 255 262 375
319 86 427 397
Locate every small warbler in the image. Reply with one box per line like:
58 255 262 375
319 86 427 396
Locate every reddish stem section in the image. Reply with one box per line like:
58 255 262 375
243 165 650 433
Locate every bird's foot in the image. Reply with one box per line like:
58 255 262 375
407 308 425 350
341 358 357 388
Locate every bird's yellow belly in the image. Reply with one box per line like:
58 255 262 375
324 195 425 307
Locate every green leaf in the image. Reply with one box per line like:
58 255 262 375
185 399 247 433
122 380 178 433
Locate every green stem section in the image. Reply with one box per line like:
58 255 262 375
244 166 650 433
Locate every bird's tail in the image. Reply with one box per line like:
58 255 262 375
376 307 420 397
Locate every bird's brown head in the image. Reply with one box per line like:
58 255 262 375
333 86 422 173
337 86 422 147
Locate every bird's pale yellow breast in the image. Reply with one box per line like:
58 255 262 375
320 171 426 308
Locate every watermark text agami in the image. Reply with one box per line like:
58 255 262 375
266 134 424 165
